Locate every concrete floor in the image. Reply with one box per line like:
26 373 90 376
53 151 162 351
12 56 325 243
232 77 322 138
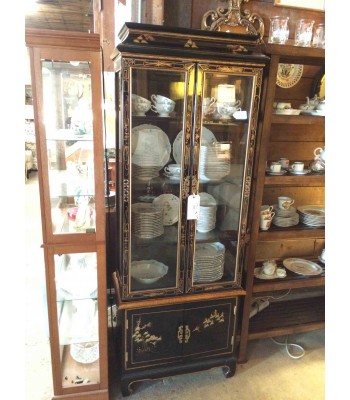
25 171 325 400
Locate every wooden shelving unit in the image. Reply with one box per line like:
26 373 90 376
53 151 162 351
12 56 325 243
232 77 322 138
238 43 325 364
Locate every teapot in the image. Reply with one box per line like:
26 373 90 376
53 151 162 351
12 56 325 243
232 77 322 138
314 146 325 162
316 99 325 111
299 95 319 111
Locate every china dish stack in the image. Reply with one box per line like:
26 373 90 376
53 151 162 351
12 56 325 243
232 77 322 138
272 205 299 227
297 205 325 227
193 242 225 283
131 203 164 238
197 192 217 233
199 142 231 182
132 164 160 181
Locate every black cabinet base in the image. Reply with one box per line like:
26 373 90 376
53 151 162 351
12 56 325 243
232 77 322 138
120 355 236 396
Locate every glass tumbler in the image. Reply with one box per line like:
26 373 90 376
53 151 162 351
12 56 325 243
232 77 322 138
294 19 315 47
312 23 325 48
268 16 289 44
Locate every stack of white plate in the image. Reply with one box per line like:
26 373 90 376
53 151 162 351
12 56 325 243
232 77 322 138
131 203 164 238
199 143 231 182
297 205 325 227
272 204 299 227
132 164 160 181
193 242 225 283
197 192 217 233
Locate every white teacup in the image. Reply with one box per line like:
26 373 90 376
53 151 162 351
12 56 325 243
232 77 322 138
291 161 304 172
276 267 287 278
259 213 274 231
151 94 175 116
202 97 217 116
276 102 292 110
320 248 325 262
217 100 241 120
132 94 151 116
164 163 181 175
270 161 282 173
278 196 295 210
262 260 277 275
279 158 289 169
261 205 274 215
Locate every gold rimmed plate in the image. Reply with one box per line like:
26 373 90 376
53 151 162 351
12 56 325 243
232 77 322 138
283 258 323 276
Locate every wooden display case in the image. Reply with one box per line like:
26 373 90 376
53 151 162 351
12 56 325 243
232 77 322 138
26 29 108 400
238 43 325 363
108 22 269 395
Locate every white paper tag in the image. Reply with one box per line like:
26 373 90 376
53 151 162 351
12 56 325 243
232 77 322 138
187 194 200 220
233 110 247 120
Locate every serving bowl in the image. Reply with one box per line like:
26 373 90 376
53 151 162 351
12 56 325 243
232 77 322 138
131 260 168 284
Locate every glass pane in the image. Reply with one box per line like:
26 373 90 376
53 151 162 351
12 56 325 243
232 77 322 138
25 0 94 33
55 252 100 388
193 71 255 286
41 60 95 234
129 67 187 293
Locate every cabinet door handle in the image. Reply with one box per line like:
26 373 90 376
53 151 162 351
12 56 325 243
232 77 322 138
177 325 191 343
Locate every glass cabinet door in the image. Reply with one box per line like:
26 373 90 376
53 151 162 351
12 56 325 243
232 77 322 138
40 59 96 236
188 66 262 291
54 251 100 388
118 60 195 299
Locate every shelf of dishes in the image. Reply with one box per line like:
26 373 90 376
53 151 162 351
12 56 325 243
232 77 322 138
264 175 324 186
258 226 324 240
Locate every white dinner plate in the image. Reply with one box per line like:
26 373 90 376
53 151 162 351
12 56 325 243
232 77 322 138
283 258 323 276
131 124 171 168
173 127 216 164
152 194 180 225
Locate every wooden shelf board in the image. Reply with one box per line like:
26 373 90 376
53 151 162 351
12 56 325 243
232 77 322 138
253 275 325 293
247 296 324 339
271 114 325 125
258 226 325 240
264 175 325 186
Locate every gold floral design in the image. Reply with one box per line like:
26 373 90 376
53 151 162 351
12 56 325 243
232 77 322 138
203 309 225 328
132 318 162 353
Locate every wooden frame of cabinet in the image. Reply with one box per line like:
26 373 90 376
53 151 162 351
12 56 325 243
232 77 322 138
238 43 325 363
26 29 109 400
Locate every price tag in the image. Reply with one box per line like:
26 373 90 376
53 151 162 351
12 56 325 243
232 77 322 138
233 110 247 120
187 194 200 220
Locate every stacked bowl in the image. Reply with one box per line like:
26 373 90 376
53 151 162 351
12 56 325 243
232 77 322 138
131 203 164 238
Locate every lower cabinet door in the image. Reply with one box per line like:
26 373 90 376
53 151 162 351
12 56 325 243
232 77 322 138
125 304 183 370
124 298 237 371
182 299 236 359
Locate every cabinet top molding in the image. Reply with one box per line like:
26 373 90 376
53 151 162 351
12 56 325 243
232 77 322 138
201 0 264 42
114 22 269 64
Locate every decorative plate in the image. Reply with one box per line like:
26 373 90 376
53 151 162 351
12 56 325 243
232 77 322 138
131 124 171 168
173 127 216 164
276 64 304 88
152 194 180 225
297 205 325 217
283 258 323 276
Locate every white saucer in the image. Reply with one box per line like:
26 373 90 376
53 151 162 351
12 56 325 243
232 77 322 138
288 169 311 175
266 169 287 176
254 267 287 280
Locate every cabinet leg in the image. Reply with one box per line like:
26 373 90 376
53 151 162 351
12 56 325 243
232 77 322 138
121 378 133 397
223 361 236 378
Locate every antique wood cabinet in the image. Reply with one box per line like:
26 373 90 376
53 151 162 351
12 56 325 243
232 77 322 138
26 29 108 400
238 43 325 363
108 23 269 395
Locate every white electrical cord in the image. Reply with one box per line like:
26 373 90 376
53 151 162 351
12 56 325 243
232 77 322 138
270 336 306 359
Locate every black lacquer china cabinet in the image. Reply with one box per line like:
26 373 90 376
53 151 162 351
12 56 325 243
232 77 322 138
107 22 269 396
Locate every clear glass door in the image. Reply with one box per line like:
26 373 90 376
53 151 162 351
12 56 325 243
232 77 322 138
41 60 95 235
189 67 260 290
54 251 100 387
122 62 195 298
